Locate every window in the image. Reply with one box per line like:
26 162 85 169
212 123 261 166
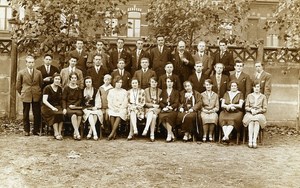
0 0 11 31
127 11 141 37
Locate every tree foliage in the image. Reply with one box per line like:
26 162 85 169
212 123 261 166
273 0 300 48
7 0 128 54
146 0 251 47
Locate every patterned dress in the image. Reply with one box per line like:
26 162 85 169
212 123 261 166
127 88 146 120
82 87 103 124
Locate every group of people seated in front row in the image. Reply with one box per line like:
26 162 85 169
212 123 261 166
16 37 271 148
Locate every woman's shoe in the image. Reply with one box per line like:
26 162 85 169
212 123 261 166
202 137 207 142
93 136 98 141
166 134 172 142
150 134 155 142
56 135 63 140
183 135 188 142
253 142 257 149
142 129 148 136
209 136 213 142
127 135 134 141
87 133 92 140
76 135 81 141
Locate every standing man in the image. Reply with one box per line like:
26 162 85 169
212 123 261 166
37 54 59 89
150 35 172 77
212 38 235 76
109 38 132 72
87 54 109 89
87 40 110 72
188 62 208 93
131 38 150 76
68 38 89 76
158 62 182 91
133 57 157 89
193 41 213 76
111 58 132 90
229 60 252 99
252 61 272 100
60 56 84 89
16 55 43 136
210 63 229 101
172 40 195 84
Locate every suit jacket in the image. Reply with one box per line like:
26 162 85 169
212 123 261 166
16 68 43 102
111 69 132 90
150 46 172 77
87 66 109 89
188 72 208 93
158 74 182 91
172 50 195 84
131 49 150 75
212 50 235 76
109 49 132 72
251 71 272 99
67 49 89 76
37 65 60 89
193 52 213 76
133 69 157 89
159 89 179 110
87 50 110 71
230 71 252 99
60 67 84 89
210 74 229 99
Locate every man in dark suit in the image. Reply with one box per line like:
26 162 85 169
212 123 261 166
111 58 131 90
188 62 208 93
193 41 213 76
131 38 150 76
133 57 157 89
229 60 252 99
158 62 182 91
37 54 59 89
87 54 109 89
172 40 195 84
16 55 43 136
150 35 172 77
212 39 235 76
210 63 229 100
87 40 110 72
109 38 132 73
252 61 272 100
67 38 89 76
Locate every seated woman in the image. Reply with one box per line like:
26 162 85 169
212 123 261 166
62 72 83 140
200 79 219 142
158 77 179 142
41 73 64 140
82 76 103 141
142 77 162 142
243 81 267 148
99 74 113 132
177 81 202 142
107 76 128 140
219 80 244 144
127 78 145 140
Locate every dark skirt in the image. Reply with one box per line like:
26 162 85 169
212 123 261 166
41 105 64 126
177 112 197 132
219 110 243 132
66 107 83 117
158 111 178 127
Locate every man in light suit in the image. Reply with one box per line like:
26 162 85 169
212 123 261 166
67 38 89 76
188 62 209 93
150 35 172 77
87 54 109 89
16 55 43 136
109 38 132 72
229 60 252 99
60 56 84 89
111 58 131 90
252 61 272 100
172 40 195 85
212 38 235 76
131 38 150 76
87 40 110 72
210 63 229 101
193 41 213 76
158 62 182 91
133 57 157 89
37 54 59 89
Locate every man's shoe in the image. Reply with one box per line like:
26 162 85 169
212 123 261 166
25 132 30 136
32 131 39 136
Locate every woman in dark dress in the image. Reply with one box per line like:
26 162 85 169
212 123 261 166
177 81 202 142
219 80 244 144
41 73 64 140
62 72 83 140
158 77 179 142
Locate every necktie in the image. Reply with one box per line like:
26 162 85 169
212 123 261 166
120 70 123 76
46 66 50 74
256 73 260 79
159 46 162 53
137 50 140 65
96 67 99 73
118 50 121 59
29 69 32 75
